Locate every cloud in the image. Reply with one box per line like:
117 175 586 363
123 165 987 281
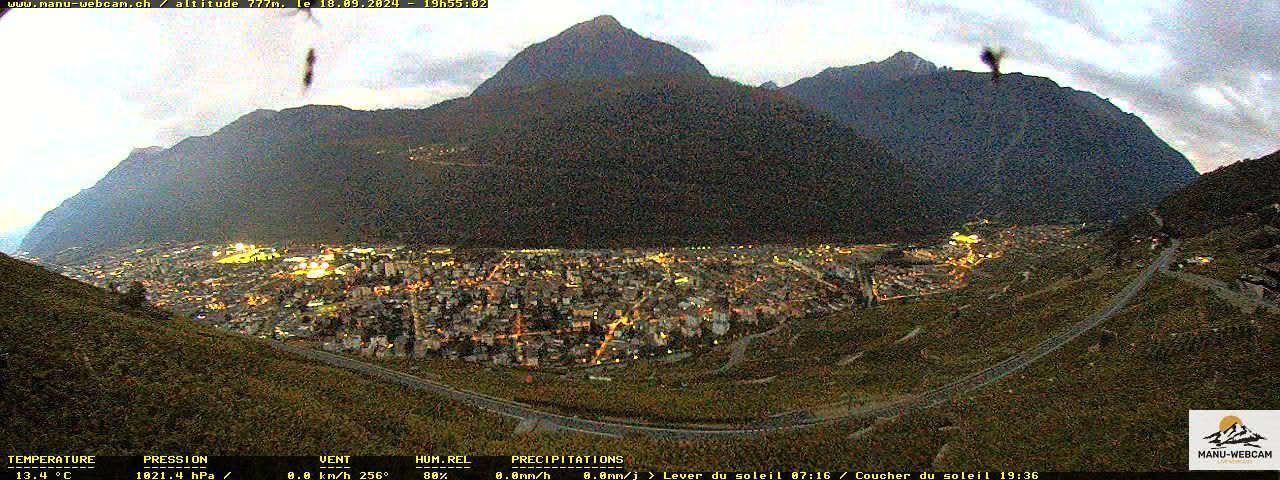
115 11 315 144
1021 0 1106 35
909 0 1279 170
378 51 509 90
1 0 1278 236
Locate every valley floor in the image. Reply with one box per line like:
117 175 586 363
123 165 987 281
2 227 1276 470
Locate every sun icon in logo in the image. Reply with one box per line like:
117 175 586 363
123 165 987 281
1220 415 1244 433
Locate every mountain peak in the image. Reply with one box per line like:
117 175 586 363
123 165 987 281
883 51 938 72
471 16 709 96
555 14 631 44
885 50 927 63
813 51 939 83
569 14 623 33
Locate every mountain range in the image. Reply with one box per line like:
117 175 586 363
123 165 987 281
21 16 1198 257
21 76 926 259
781 51 1199 223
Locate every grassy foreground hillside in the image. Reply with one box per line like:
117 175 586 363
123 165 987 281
513 250 1280 470
0 253 514 454
2 235 1275 470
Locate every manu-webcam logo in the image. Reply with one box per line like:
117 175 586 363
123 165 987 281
1190 410 1279 470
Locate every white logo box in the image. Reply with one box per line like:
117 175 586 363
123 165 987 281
1190 410 1280 471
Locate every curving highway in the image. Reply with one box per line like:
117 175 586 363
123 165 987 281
247 242 1181 440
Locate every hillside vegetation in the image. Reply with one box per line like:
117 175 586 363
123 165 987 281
511 232 1279 470
1156 149 1280 237
0 253 514 454
783 52 1199 224
3 229 1276 470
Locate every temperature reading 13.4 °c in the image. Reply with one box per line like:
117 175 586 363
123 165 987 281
14 472 74 480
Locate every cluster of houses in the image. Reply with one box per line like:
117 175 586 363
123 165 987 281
46 225 1063 369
